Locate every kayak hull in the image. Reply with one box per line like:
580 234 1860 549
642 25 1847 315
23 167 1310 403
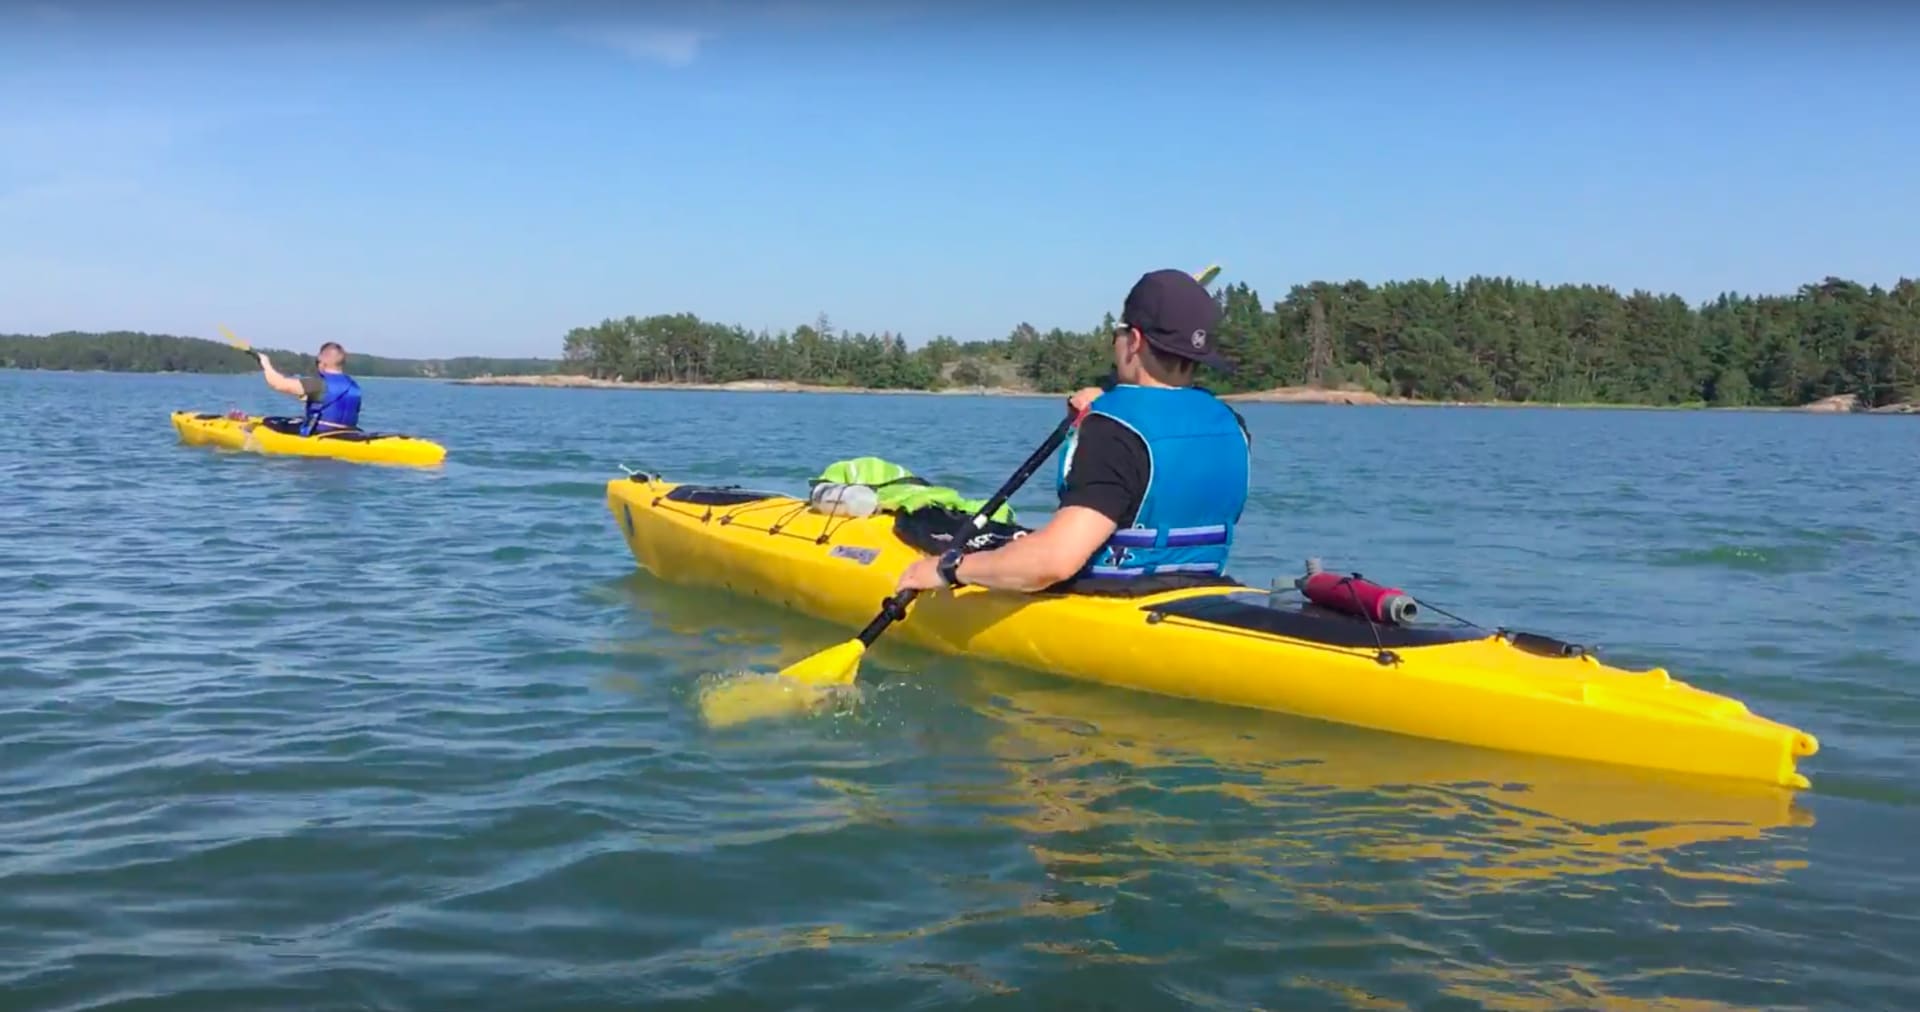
606 475 1819 790
171 411 446 468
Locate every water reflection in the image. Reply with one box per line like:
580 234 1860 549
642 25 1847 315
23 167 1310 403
953 673 1814 1008
962 671 1810 888
608 571 1817 1007
612 568 1812 892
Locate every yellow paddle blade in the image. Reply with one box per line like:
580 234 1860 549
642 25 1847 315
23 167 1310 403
775 638 868 686
218 323 251 352
1193 264 1222 287
696 672 841 729
693 639 870 727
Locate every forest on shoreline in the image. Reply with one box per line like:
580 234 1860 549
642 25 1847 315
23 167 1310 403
558 275 1919 408
0 331 558 380
8 273 1918 408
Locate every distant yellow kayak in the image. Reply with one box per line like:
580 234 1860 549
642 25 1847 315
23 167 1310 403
607 473 1819 790
170 411 446 468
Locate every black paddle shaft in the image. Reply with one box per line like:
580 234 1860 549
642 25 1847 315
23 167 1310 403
856 411 1083 647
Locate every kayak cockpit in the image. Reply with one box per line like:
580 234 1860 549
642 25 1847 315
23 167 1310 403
1141 592 1490 651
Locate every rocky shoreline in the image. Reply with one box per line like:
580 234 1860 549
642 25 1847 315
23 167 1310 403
452 374 1917 413
1799 393 1920 414
452 374 1444 405
451 374 1051 398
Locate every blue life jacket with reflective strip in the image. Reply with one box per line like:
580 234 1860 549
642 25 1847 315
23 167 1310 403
301 371 362 434
1054 384 1250 580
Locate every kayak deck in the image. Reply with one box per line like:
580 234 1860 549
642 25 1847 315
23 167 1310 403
171 411 446 468
606 474 1819 790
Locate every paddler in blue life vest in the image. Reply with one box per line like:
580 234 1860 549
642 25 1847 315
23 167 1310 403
254 342 364 435
897 268 1250 594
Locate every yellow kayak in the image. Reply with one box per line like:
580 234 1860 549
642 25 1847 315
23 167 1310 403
607 473 1820 790
171 411 446 468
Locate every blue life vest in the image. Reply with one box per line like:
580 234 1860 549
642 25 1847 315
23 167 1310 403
301 371 362 434
1055 384 1250 580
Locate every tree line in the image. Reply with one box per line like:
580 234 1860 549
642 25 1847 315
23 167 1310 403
561 275 1920 407
9 275 1917 407
0 331 561 380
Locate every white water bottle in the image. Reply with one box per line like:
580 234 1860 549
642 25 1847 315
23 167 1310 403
809 482 880 518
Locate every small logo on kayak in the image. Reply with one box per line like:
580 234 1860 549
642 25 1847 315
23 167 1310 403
830 546 879 566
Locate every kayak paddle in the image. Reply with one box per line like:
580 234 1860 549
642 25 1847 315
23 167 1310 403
770 409 1083 689
219 323 252 353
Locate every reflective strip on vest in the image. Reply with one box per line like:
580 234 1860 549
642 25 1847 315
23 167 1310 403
1106 524 1229 549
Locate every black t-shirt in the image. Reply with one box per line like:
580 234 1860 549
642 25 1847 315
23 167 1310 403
299 375 325 402
1057 409 1251 527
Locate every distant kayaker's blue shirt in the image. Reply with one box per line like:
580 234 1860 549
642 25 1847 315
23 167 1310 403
1054 384 1251 580
300 370 362 433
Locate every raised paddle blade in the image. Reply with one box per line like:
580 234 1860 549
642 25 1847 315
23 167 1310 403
1194 264 1222 287
774 638 869 686
218 324 251 352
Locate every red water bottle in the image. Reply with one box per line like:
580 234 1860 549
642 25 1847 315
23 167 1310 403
1297 559 1419 625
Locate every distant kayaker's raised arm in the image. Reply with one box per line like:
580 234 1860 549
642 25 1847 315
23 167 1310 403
255 351 306 398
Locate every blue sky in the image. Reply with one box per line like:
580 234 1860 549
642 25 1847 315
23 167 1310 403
2 1 1915 358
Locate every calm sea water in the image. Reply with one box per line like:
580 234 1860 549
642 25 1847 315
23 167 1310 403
2 369 1916 1011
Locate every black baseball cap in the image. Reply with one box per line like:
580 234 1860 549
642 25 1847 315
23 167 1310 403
1120 268 1233 373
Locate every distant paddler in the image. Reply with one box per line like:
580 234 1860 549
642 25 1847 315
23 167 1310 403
252 340 364 435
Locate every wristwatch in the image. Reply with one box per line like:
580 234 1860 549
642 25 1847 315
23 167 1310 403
936 547 966 588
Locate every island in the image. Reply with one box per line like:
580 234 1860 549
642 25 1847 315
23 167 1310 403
468 274 1920 412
